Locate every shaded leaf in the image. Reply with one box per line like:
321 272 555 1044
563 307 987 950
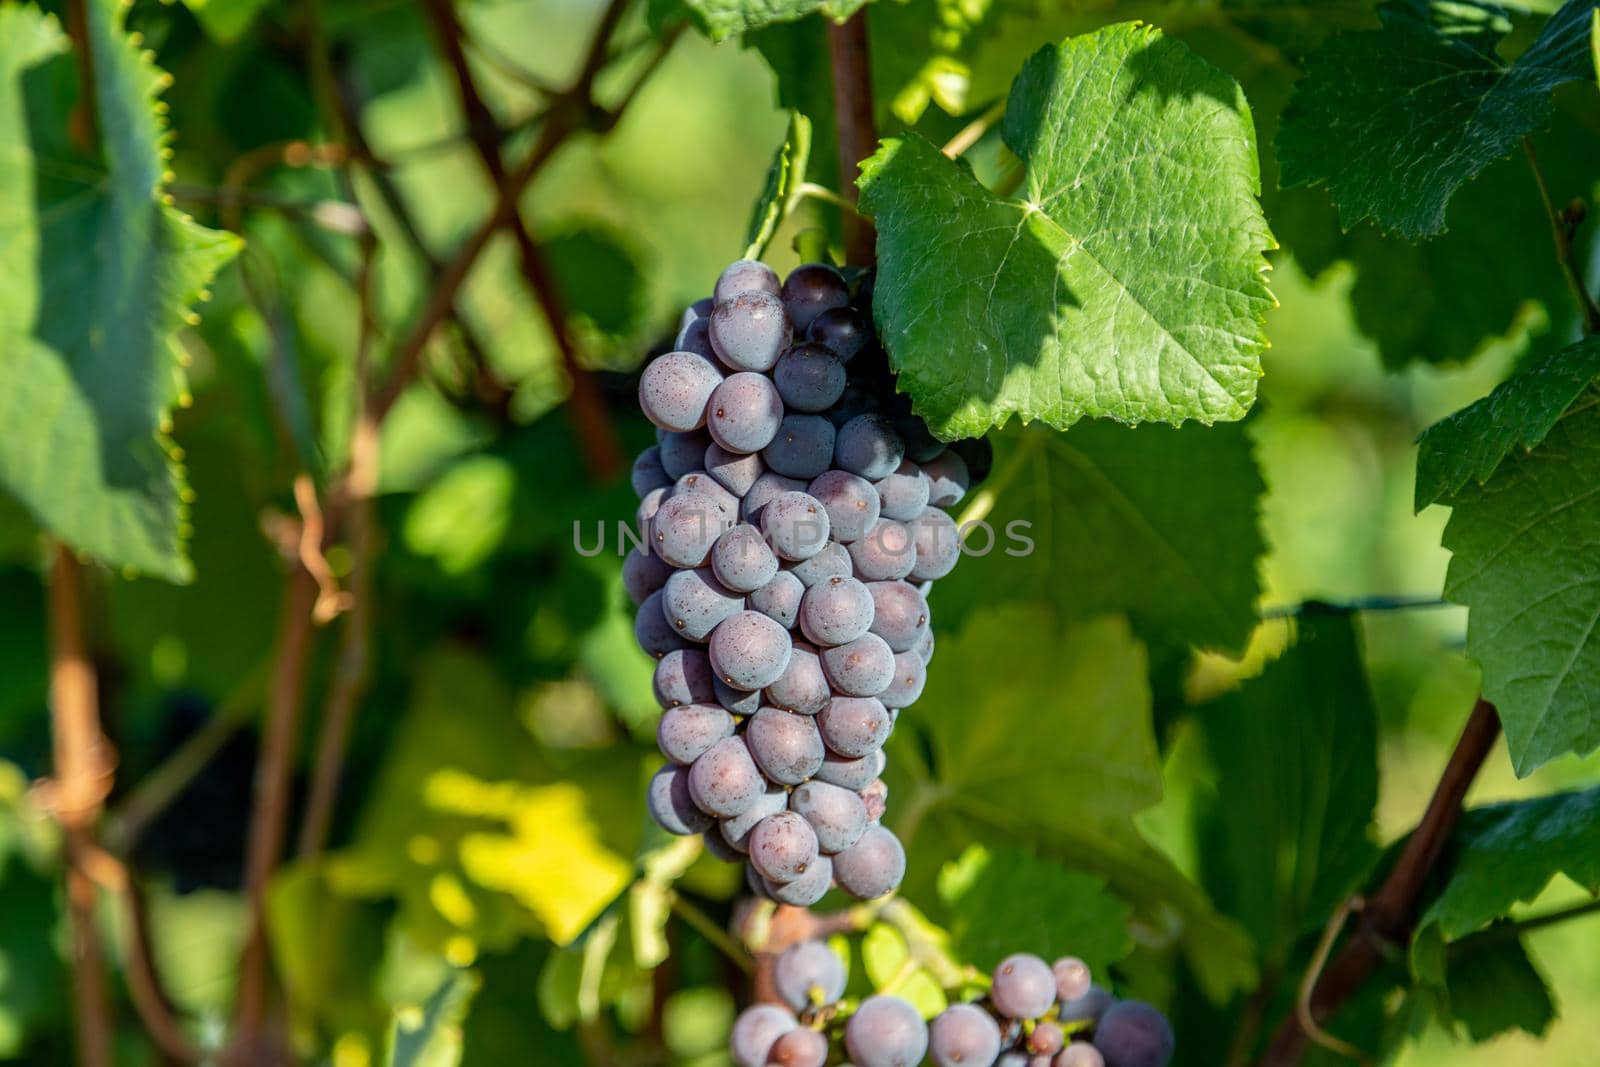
1437 937 1555 1042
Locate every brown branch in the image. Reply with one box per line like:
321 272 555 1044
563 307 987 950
1260 698 1501 1066
826 11 877 265
1523 137 1600 335
47 547 114 1067
120 873 202 1063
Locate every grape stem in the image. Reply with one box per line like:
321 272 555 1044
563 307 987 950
1523 136 1600 335
942 100 1007 159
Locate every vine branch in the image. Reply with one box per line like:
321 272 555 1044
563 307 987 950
1523 136 1600 334
826 11 878 265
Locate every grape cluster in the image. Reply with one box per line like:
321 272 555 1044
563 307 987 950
731 941 1174 1067
633 259 989 904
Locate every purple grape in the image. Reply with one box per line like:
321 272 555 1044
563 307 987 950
729 1004 798 1067
1030 1022 1065 1057
774 940 847 1011
804 304 869 362
910 506 961 581
639 351 723 432
928 1003 1002 1067
709 610 793 690
843 994 926 1067
687 736 766 818
816 696 890 757
656 702 736 763
636 486 668 533
766 1027 828 1067
814 747 885 790
832 825 905 899
828 380 882 428
748 810 820 883
809 470 881 543
662 567 745 641
707 371 785 454
679 296 713 332
714 259 781 304
714 675 762 717
674 471 742 519
1053 957 1092 1004
648 764 711 835
1057 1044 1107 1067
1092 1002 1173 1067
922 449 970 507
706 442 765 496
743 471 808 522
659 429 712 479
632 446 672 497
712 524 780 593
800 576 875 647
719 783 789 852
764 415 837 479
848 519 916 581
866 581 929 652
652 649 716 707
859 778 887 824
623 548 672 606
676 316 715 360
762 491 831 561
711 290 791 372
766 852 833 906
913 626 935 665
951 436 994 483
834 414 905 481
881 651 926 709
652 491 733 567
635 590 689 658
821 634 896 698
702 826 742 862
789 780 867 854
991 954 1055 1021
1059 986 1114 1026
788 540 852 586
781 263 850 332
746 707 825 785
874 460 931 521
894 415 945 464
774 344 847 413
749 570 805 629
765 643 831 715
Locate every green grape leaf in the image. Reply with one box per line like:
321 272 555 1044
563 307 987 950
0 0 240 583
1194 614 1380 961
1440 938 1555 1042
386 969 482 1067
936 846 1132 975
934 421 1265 653
887 607 1256 1000
675 0 865 42
1278 0 1600 238
744 111 812 260
1442 405 1600 772
1416 335 1600 508
857 23 1275 439
179 0 272 43
540 223 648 340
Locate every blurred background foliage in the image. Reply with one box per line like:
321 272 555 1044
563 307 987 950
0 0 1597 1064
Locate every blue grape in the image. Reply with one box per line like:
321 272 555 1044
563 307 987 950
1091 1002 1173 1067
687 736 766 818
873 460 930 521
800 576 875 647
1059 986 1114 1026
762 491 832 561
848 519 915 581
652 648 715 707
622 548 672 606
766 1027 828 1067
709 610 793 690
1053 958 1092 1004
748 810 820 883
729 1004 798 1067
781 263 850 332
765 642 831 715
648 764 712 835
714 259 780 304
774 344 847 413
764 415 837 479
718 784 789 852
996 1054 1030 1067
662 567 744 641
705 442 765 496
712 524 780 593
804 304 869 362
707 371 785 454
831 825 905 900
632 446 672 497
674 470 741 520
766 853 833 907
809 470 880 543
858 778 887 824
714 675 762 717
821 634 896 698
952 436 994 483
1030 1022 1065 1056
789 780 867 854
881 651 926 709
843 995 926 1067
656 702 735 763
652 492 733 567
636 486 668 533
659 429 712 479
675 316 715 360
866 581 929 652
814 747 885 790
635 590 688 658
743 471 808 522
746 707 825 785
774 940 847 1011
711 290 791 372
788 540 852 586
892 414 945 464
913 626 935 665
828 380 882 428
748 570 805 629
639 351 723 432
991 954 1055 1021
909 507 961 581
679 296 713 333
816 696 890 758
834 414 906 480
702 826 742 863
1058 1043 1107 1067
928 1003 1002 1067
922 449 970 507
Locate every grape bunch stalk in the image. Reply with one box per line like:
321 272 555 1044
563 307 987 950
731 940 1175 1067
632 258 991 904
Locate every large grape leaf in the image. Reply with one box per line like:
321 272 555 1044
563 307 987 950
1278 0 1600 238
1437 938 1555 1043
658 0 867 42
1416 335 1600 508
1193 614 1380 964
1442 406 1600 773
857 23 1275 439
886 607 1256 999
933 420 1265 653
0 1 240 582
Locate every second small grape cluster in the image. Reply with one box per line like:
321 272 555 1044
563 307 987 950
633 258 989 905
